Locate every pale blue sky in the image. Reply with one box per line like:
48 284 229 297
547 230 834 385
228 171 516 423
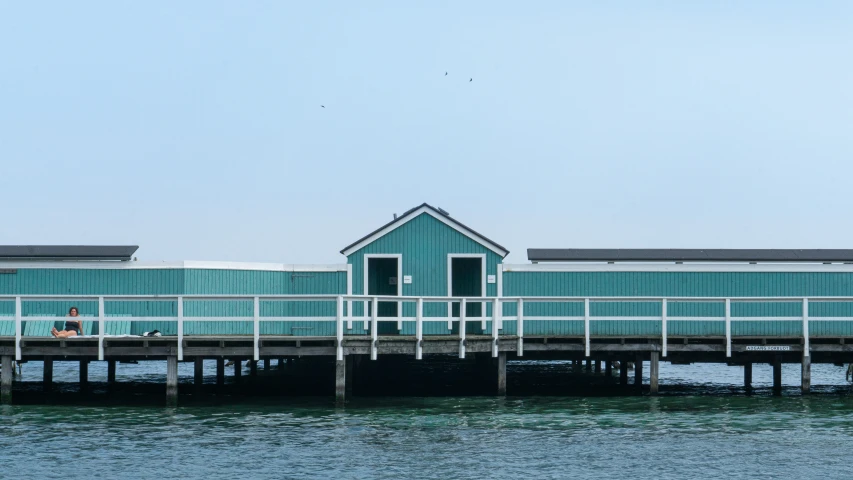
1 2 851 264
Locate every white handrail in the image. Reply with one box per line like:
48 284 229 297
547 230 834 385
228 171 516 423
661 299 668 358
2 294 843 365
98 296 105 361
459 298 466 359
335 296 343 361
177 296 184 361
253 296 260 361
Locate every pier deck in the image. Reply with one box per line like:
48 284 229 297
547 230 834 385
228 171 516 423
3 293 853 404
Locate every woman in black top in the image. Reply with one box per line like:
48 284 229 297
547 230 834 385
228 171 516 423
51 306 83 338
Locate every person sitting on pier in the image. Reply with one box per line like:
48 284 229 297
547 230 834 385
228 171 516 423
51 307 82 338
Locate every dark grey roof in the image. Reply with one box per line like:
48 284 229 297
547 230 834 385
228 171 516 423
527 249 853 263
0 245 139 261
341 203 509 257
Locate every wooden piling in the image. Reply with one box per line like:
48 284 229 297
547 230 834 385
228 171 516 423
107 360 116 385
744 363 752 390
605 360 612 377
585 359 592 373
264 359 270 371
234 360 242 380
43 357 53 393
194 358 204 386
1 355 12 404
594 360 601 374
620 358 628 385
345 355 354 398
773 355 782 395
497 352 507 396
79 360 89 392
335 358 346 404
166 356 178 406
649 352 659 394
801 353 811 394
249 360 257 377
216 358 225 387
634 355 643 387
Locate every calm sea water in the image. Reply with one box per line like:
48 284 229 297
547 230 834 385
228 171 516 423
2 361 853 479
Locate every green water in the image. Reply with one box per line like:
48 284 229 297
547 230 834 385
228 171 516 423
2 361 853 479
2 395 853 479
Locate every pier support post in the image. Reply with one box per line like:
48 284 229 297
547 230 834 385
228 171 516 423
166 356 178 406
194 358 204 387
264 359 270 371
335 358 347 404
585 359 592 373
234 360 242 381
1 355 12 404
594 360 601 374
801 353 811 394
79 360 89 393
744 363 752 390
216 358 225 387
43 357 53 393
620 358 628 385
107 360 116 385
497 352 507 396
605 360 612 377
345 355 354 398
772 355 782 395
249 360 257 377
649 352 659 395
634 355 643 387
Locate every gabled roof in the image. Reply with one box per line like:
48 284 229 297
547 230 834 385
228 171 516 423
0 245 139 261
341 204 509 258
527 248 853 263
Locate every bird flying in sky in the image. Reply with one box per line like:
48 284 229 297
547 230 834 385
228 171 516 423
321 105 325 108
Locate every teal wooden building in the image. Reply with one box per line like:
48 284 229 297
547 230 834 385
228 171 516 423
2 204 853 341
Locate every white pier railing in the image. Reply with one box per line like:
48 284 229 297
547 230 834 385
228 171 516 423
2 295 853 362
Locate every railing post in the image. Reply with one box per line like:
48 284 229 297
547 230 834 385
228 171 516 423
363 300 369 331
14 296 21 361
253 296 260 361
347 299 353 330
725 298 731 358
661 299 667 358
447 300 453 330
584 298 590 358
415 298 423 360
459 298 466 359
336 295 344 361
177 296 184 361
517 299 524 357
371 297 378 360
492 298 500 358
802 298 810 358
98 296 105 361
481 300 487 331
397 299 403 331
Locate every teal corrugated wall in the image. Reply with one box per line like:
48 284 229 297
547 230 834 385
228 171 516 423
503 271 853 337
0 267 346 337
348 212 502 330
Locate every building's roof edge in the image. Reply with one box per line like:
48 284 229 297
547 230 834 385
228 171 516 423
340 203 509 257
0 245 139 261
527 248 853 263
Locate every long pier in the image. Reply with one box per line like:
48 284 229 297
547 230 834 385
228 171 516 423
2 294 852 404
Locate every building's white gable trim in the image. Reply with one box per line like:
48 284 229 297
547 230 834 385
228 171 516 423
341 207 508 257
